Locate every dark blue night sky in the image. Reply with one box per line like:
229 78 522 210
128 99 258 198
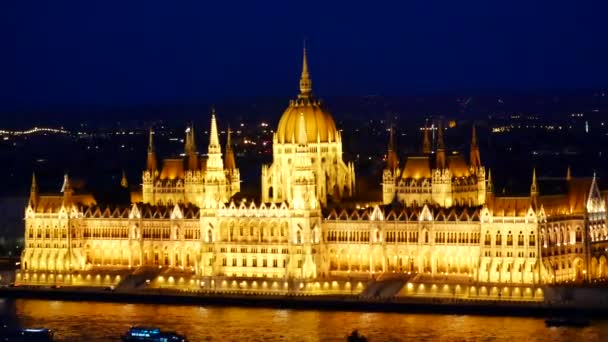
2 1 608 111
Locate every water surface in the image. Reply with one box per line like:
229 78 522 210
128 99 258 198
0 299 606 341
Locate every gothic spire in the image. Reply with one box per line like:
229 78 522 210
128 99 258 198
531 168 538 196
470 124 481 170
209 107 220 150
299 45 312 97
29 172 38 208
386 125 399 170
146 128 157 172
422 124 431 154
436 121 446 169
224 126 236 172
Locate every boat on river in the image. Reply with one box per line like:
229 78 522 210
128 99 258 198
121 326 187 342
0 326 54 341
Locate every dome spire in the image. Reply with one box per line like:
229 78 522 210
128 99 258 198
299 44 312 97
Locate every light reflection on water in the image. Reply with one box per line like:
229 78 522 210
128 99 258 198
0 299 607 341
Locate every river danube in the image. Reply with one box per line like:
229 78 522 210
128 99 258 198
1 299 607 341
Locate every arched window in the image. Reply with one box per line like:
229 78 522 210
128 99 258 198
268 186 273 198
296 230 302 244
518 232 524 246
207 229 213 243
576 228 582 243
485 232 491 246
507 231 513 246
529 232 536 246
496 231 502 245
425 231 429 244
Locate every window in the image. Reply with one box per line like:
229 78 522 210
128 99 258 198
484 232 491 246
273 259 278 267
529 232 536 246
496 232 502 245
242 258 246 266
233 258 237 267
518 232 524 246
507 232 513 246
222 258 227 266
263 259 267 267
252 258 257 267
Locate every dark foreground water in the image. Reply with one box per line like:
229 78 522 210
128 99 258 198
1 299 607 341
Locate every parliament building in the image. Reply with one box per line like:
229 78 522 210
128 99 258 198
17 49 608 300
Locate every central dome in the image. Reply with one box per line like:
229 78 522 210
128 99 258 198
276 98 338 144
275 47 339 144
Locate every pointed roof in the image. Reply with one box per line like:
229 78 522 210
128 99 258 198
422 124 431 154
224 126 236 171
386 126 399 170
531 168 538 195
299 46 312 96
209 107 220 149
587 172 605 213
29 172 38 207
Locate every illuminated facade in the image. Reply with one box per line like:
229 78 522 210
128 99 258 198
18 49 608 298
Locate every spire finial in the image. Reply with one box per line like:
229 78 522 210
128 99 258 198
299 44 312 96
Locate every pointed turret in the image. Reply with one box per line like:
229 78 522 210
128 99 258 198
61 173 73 206
487 169 493 194
530 168 539 208
224 126 236 173
587 172 605 213
422 124 431 154
299 46 312 97
29 172 38 208
146 128 158 172
386 125 399 170
566 165 572 181
469 124 481 170
206 108 224 171
436 121 446 169
185 124 198 170
120 170 128 188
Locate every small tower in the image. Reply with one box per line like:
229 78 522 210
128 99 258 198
224 126 236 174
386 125 399 171
422 123 431 154
469 124 481 170
299 46 312 98
530 168 539 208
184 124 198 171
29 172 38 208
146 128 158 172
61 173 73 207
435 121 446 169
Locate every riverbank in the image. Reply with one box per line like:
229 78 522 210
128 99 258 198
2 287 608 318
